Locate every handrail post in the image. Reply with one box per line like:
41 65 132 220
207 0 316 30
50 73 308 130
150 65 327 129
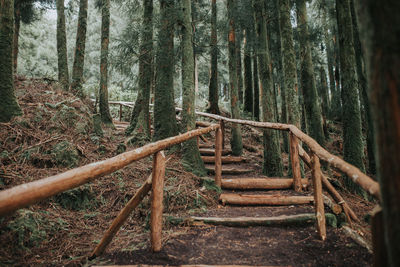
220 120 225 149
311 152 326 241
119 103 122 121
215 127 222 187
151 151 166 252
289 132 302 192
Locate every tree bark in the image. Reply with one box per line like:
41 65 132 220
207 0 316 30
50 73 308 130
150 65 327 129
252 51 260 120
56 0 69 90
181 0 205 176
243 30 253 115
99 0 113 125
0 0 22 122
153 0 178 141
70 0 88 96
13 1 20 73
227 0 243 156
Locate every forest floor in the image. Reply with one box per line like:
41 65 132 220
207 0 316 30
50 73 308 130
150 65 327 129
0 78 376 266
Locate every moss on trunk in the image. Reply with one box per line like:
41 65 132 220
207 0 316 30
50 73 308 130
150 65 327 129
56 0 69 91
0 0 22 122
243 34 253 115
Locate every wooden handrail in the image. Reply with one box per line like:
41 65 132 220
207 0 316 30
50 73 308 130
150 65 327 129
0 124 220 216
103 100 380 199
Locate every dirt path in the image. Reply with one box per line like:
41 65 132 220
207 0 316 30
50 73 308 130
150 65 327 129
95 137 372 266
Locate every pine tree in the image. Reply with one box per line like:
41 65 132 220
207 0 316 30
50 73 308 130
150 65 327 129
126 0 153 142
296 0 325 145
253 0 283 176
56 0 69 90
336 0 365 193
207 0 220 114
227 0 243 156
153 0 178 141
181 0 205 175
0 0 22 122
70 0 88 95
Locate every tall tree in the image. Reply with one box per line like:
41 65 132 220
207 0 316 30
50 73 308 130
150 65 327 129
279 0 300 128
181 0 205 175
98 0 113 124
227 0 243 156
236 30 244 104
126 0 153 142
0 0 22 122
252 51 260 120
336 0 365 193
350 0 376 174
153 0 178 141
356 0 400 265
296 0 325 145
319 66 330 138
70 0 88 95
207 0 220 114
253 0 283 176
243 29 253 115
56 0 69 90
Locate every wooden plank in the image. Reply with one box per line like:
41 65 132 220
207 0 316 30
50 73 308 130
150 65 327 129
215 127 222 187
93 265 286 267
219 193 314 206
206 167 252 175
289 132 302 192
90 175 152 259
151 151 166 252
0 124 220 216
311 153 326 241
221 178 309 190
199 148 230 156
201 156 245 164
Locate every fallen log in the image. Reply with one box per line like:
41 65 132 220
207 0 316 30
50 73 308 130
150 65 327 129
221 178 309 190
206 167 252 175
198 143 213 148
342 225 372 253
166 213 337 228
323 194 342 215
219 193 314 206
199 148 230 156
196 121 213 127
201 156 245 164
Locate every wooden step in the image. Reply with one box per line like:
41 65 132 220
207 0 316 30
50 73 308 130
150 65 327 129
206 166 252 175
199 148 230 156
93 265 283 267
201 156 245 164
220 193 314 206
221 178 309 190
199 143 214 148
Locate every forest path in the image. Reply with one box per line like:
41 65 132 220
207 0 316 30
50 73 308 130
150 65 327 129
95 128 372 266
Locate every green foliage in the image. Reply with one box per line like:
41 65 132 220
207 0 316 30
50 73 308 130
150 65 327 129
50 141 79 167
54 186 98 210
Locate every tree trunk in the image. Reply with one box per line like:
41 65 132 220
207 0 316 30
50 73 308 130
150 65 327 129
0 0 22 122
126 0 153 142
322 0 334 116
13 1 20 73
350 0 376 175
336 0 365 194
181 0 205 176
252 51 260 120
296 0 325 146
207 0 220 114
253 0 283 177
153 0 178 141
355 0 400 265
70 0 88 96
279 0 300 129
331 23 342 119
243 30 253 115
99 0 113 125
227 0 243 156
56 0 69 91
236 29 244 104
319 67 330 139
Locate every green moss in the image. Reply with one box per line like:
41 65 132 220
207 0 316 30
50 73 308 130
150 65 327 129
51 141 79 167
54 186 97 211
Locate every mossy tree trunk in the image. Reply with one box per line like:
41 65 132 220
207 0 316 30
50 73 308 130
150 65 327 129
336 0 365 193
243 30 253 115
253 0 283 177
356 0 400 265
153 0 178 141
207 0 220 115
70 0 88 96
13 1 20 73
227 0 243 156
279 0 300 128
331 23 342 119
56 0 69 91
319 67 330 139
180 0 205 176
252 51 260 121
99 0 113 125
0 0 22 122
126 0 153 142
296 0 325 146
350 0 376 174
236 30 244 105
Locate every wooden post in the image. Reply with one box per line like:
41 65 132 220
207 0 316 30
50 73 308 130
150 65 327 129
372 207 387 267
90 175 152 259
220 120 225 149
289 132 302 192
151 151 166 252
119 104 122 121
311 152 326 241
215 127 222 187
